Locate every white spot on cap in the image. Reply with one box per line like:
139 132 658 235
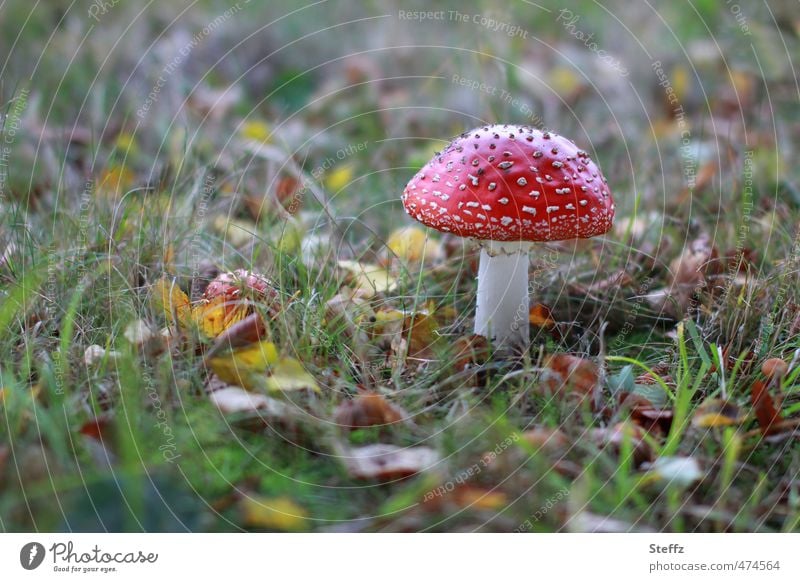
522 206 536 215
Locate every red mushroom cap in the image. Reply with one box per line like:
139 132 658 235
402 125 615 242
203 269 280 315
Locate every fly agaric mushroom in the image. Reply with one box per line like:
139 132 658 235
203 269 280 316
402 124 614 346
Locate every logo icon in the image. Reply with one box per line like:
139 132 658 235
20 542 46 570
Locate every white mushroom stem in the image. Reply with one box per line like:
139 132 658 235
474 240 532 347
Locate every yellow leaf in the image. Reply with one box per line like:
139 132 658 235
213 215 257 248
239 120 272 144
193 295 248 338
386 225 442 264
324 164 353 192
265 358 320 393
114 132 139 157
152 278 192 327
208 340 279 391
240 496 309 531
692 398 745 428
97 164 136 197
549 66 581 96
338 260 398 297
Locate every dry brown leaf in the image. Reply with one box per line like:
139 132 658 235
667 235 720 315
592 422 653 466
541 354 599 399
333 392 407 430
210 312 267 354
693 398 746 428
239 495 309 531
529 303 555 329
343 444 439 480
751 380 782 435
422 484 507 512
451 334 490 374
521 427 569 452
209 386 277 415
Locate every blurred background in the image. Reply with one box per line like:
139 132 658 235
1 0 799 532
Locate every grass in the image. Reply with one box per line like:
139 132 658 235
1 0 799 532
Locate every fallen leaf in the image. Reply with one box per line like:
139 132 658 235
213 216 258 248
751 380 782 435
385 226 442 264
78 415 114 443
123 319 162 354
648 456 703 487
451 334 490 374
668 235 720 315
97 164 135 197
692 398 746 428
333 392 407 430
422 484 507 512
265 358 321 393
208 340 279 391
210 312 267 353
521 427 569 452
324 164 354 192
337 260 398 297
83 345 119 367
239 120 272 144
403 311 440 359
240 495 309 531
193 294 248 338
343 444 439 480
541 354 599 399
152 277 192 327
592 422 653 466
529 303 555 329
209 386 278 415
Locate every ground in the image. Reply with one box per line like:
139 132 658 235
0 0 799 532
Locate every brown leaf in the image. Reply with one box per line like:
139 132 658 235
629 406 674 436
333 392 408 430
403 312 440 359
693 398 746 428
529 303 555 329
78 415 113 443
209 386 280 415
451 334 490 373
592 422 653 466
541 354 599 399
668 235 720 315
343 444 439 481
751 380 782 435
634 362 674 387
209 312 267 356
421 485 507 512
521 427 569 452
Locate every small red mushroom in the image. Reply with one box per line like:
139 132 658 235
203 269 279 316
402 124 615 346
